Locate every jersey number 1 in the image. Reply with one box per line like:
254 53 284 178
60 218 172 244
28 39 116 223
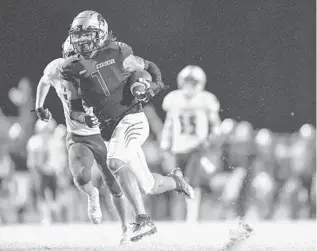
91 70 110 96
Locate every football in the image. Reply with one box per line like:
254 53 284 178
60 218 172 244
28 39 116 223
129 70 152 97
129 69 152 83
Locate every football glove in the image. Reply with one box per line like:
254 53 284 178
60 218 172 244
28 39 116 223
84 114 99 128
34 107 52 122
131 78 169 102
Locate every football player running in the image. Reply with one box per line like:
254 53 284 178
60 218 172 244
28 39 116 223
61 10 194 241
34 37 130 243
160 65 222 222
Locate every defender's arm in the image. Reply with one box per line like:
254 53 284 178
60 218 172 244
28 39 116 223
63 81 85 123
35 76 52 109
209 111 221 136
34 75 53 121
160 112 173 152
206 96 222 143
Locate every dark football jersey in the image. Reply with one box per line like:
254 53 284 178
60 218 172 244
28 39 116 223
61 41 140 122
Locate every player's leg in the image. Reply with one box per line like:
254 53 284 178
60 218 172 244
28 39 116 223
107 115 157 242
125 112 194 198
86 134 133 243
95 159 130 233
67 135 102 224
128 147 176 194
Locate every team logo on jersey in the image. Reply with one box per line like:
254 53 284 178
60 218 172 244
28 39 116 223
96 59 115 69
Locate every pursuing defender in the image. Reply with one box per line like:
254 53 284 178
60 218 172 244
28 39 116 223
160 65 222 222
61 10 194 241
34 37 130 243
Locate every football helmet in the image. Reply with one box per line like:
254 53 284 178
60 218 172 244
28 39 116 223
62 36 75 58
177 65 206 97
69 10 109 55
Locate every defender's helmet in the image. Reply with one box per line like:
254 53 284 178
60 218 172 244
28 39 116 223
62 36 76 58
177 65 206 97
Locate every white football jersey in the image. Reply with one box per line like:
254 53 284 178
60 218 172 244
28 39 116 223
162 90 220 153
43 58 100 136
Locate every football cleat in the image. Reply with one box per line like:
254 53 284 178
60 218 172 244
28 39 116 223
87 187 102 224
130 218 157 242
169 168 195 199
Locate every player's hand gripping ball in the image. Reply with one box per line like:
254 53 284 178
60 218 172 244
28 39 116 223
129 70 153 102
84 114 99 128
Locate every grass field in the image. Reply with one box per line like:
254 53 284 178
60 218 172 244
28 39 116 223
0 221 316 251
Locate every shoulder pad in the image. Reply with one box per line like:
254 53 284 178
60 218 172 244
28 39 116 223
162 90 179 111
203 91 220 112
115 41 133 58
43 58 65 77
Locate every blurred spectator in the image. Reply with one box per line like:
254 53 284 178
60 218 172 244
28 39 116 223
26 118 57 224
249 129 275 219
0 138 15 224
219 121 255 219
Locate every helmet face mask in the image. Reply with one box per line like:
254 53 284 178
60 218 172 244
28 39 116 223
70 28 105 55
69 11 108 57
181 76 203 97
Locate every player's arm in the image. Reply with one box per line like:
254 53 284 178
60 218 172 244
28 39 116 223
160 94 175 152
34 75 52 121
35 75 51 109
63 81 99 128
123 53 168 101
160 111 173 152
63 81 84 122
123 54 162 82
206 95 222 142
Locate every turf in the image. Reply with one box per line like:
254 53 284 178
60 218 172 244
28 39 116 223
0 221 315 251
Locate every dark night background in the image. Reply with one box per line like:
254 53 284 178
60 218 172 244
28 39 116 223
0 0 315 132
